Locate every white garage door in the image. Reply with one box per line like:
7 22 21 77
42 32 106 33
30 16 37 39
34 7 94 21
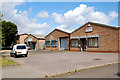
60 37 68 50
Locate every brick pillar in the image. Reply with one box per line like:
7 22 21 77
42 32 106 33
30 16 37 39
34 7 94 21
68 34 70 51
118 29 120 53
86 37 88 52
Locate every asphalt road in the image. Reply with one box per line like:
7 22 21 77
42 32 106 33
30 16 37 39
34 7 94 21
58 64 119 78
2 50 118 78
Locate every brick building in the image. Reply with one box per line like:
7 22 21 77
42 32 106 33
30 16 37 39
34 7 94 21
45 28 71 51
45 22 120 53
24 34 45 50
70 22 120 53
16 33 28 44
16 33 45 50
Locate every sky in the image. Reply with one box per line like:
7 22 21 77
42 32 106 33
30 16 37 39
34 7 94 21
0 0 119 35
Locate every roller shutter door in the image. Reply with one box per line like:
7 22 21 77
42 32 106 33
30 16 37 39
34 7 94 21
60 37 68 50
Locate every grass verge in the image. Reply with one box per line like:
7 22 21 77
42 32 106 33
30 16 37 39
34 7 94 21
0 57 20 67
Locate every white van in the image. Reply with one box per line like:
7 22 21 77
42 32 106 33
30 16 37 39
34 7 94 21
10 44 28 58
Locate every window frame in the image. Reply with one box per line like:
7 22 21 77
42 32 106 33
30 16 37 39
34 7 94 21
71 39 79 48
45 40 51 47
52 40 57 47
88 37 99 48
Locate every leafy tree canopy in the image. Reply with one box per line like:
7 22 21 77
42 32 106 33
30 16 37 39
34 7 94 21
2 20 18 47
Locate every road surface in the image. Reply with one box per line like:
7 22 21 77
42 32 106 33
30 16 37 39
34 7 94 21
58 64 119 78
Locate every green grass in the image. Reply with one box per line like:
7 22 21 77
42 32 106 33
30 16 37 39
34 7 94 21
0 57 19 67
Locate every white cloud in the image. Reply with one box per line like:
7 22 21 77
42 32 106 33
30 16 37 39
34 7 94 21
86 12 109 24
36 10 49 18
109 11 118 18
52 12 64 24
86 11 118 24
1 2 50 34
56 24 69 29
22 23 50 34
52 4 118 29
64 4 94 18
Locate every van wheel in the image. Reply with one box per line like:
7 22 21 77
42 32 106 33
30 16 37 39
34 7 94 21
14 54 17 58
10 53 13 57
25 54 27 57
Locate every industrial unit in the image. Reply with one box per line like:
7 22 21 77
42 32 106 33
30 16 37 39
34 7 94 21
45 22 120 53
45 28 71 51
70 22 120 53
16 33 45 50
24 34 45 50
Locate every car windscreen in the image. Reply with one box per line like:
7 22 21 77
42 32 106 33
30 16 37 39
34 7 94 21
17 45 26 49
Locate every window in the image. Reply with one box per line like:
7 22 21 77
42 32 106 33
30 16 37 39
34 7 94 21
16 36 19 40
45 41 50 47
25 42 27 44
52 40 57 47
88 37 99 47
71 39 78 47
17 45 26 49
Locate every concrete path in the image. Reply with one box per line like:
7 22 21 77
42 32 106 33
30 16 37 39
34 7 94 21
2 51 119 78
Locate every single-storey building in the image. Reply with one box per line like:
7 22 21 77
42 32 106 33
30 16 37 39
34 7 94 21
24 34 45 50
45 22 120 53
70 22 120 53
16 33 45 50
45 28 72 51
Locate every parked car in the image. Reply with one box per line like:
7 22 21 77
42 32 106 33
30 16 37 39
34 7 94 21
25 44 30 50
10 44 28 58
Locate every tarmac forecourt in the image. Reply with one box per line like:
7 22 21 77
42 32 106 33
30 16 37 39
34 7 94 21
2 51 119 78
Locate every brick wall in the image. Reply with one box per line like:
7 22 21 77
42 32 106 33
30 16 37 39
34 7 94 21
119 29 120 53
24 35 38 50
19 34 28 44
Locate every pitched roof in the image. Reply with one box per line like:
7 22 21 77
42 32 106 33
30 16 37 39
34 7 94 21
29 34 45 40
45 28 72 38
56 28 73 33
32 34 45 39
88 21 119 29
71 21 120 33
17 33 28 36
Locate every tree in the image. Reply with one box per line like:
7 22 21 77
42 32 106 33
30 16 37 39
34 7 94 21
2 20 18 48
0 12 3 49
